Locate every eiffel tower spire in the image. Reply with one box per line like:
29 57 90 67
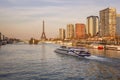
41 20 47 40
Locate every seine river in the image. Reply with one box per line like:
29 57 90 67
0 43 120 80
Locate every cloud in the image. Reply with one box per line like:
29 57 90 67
0 0 120 39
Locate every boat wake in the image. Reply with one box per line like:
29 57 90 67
85 55 108 62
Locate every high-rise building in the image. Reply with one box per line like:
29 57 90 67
0 32 1 41
75 23 85 39
66 24 74 39
59 28 65 40
116 14 120 36
100 7 116 37
86 16 99 37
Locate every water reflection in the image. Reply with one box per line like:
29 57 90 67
89 49 120 59
105 50 120 58
40 43 46 60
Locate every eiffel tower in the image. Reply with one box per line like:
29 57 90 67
41 20 47 40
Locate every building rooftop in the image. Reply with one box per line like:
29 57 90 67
100 7 116 12
87 16 99 19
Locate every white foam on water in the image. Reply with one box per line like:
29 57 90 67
85 55 108 61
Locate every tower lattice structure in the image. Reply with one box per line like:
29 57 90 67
41 20 47 40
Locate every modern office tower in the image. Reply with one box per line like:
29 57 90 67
2 35 5 40
100 7 116 37
86 16 99 37
116 14 120 36
66 24 74 39
75 23 85 39
0 32 1 41
59 28 65 40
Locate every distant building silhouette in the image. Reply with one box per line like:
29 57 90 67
59 28 65 40
0 32 1 41
29 38 38 44
66 24 74 39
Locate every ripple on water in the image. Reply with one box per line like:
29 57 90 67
0 44 120 80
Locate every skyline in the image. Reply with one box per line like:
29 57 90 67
0 0 120 40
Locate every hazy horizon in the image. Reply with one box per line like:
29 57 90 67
0 0 120 40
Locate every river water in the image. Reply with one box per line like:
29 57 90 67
0 43 120 80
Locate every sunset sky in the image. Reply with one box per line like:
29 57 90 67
0 0 120 40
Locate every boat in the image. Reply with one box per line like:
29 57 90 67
54 46 91 57
89 43 104 50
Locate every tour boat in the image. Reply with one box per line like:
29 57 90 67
54 46 91 57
